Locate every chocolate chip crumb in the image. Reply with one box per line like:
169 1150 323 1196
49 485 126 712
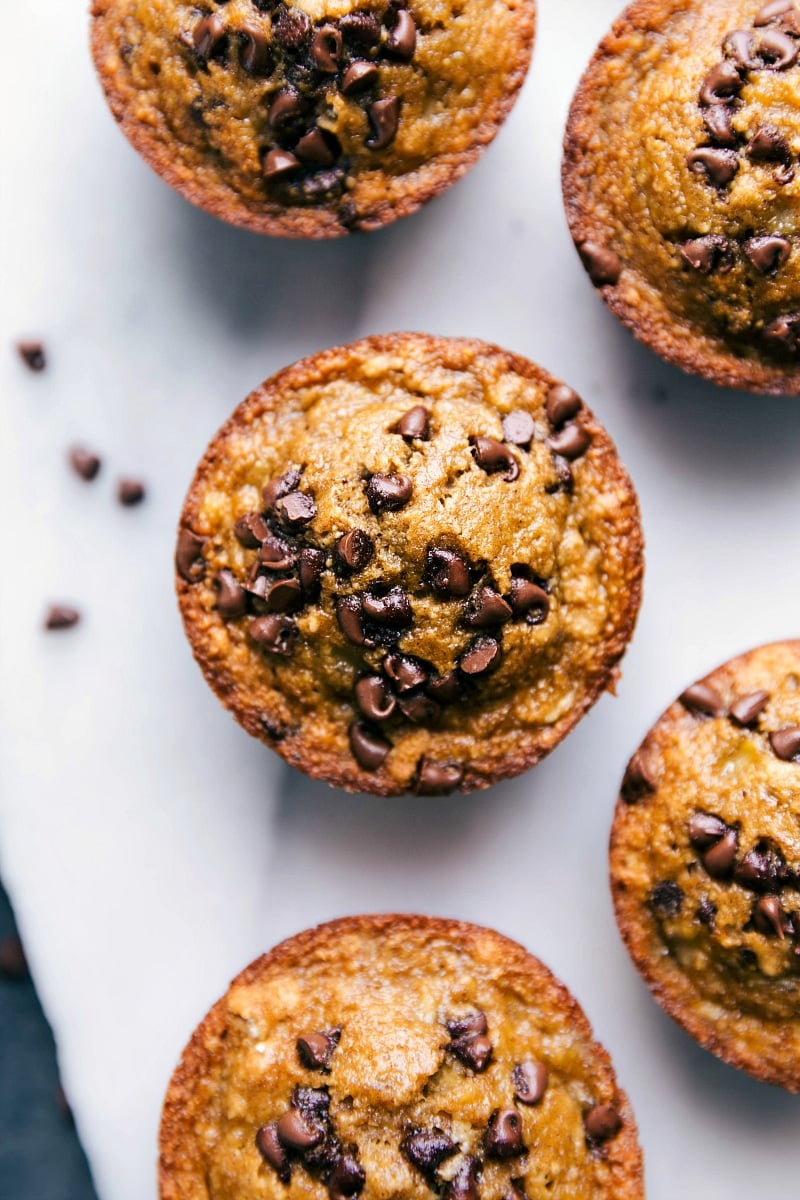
17 340 46 372
69 447 101 481
44 605 80 631
117 478 146 506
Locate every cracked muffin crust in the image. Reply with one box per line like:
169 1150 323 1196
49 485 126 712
90 0 535 237
174 333 643 796
158 915 644 1200
563 0 800 393
611 640 800 1090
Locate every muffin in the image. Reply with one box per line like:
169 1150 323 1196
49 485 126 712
563 0 800 394
90 0 536 238
611 640 800 1091
174 333 643 796
159 914 644 1200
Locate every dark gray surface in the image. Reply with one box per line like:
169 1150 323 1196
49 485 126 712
0 880 98 1200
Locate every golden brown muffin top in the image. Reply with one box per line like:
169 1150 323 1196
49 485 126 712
91 0 535 236
563 0 800 393
175 334 643 796
611 639 800 1091
159 916 644 1200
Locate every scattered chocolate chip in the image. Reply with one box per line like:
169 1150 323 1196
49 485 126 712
397 692 440 724
702 828 739 878
258 536 297 572
689 812 729 849
297 1028 341 1072
296 129 339 168
336 595 371 646
699 61 744 106
402 1128 458 1178
387 9 417 59
450 1030 493 1071
234 512 269 548
484 1108 524 1159
239 22 271 73
264 473 304 513
366 97 400 150
548 421 591 461
264 147 302 180
299 547 325 599
176 527 207 582
249 614 298 656
755 0 799 24
366 473 412 513
753 895 787 938
680 235 735 275
444 1157 480 1200
425 547 472 598
578 241 622 286
696 898 717 927
395 404 431 442
687 147 739 187
650 880 684 917
256 1123 291 1182
336 530 374 573
356 675 396 722
502 410 535 447
17 340 46 371
425 671 461 704
770 727 800 761
724 30 756 69
730 690 771 726
292 1086 330 1117
276 1108 324 1151
68 446 101 481
471 436 519 481
509 576 549 624
340 11 382 48
363 586 412 628
621 752 657 802
744 235 791 275
680 681 725 717
734 846 783 892
273 5 311 50
268 87 306 131
463 585 513 629
311 25 342 72
545 384 583 428
192 12 227 59
459 636 502 677
763 313 800 354
328 1153 365 1200
447 1011 487 1038
415 758 464 794
215 569 247 620
0 935 29 980
512 1060 548 1105
342 60 379 94
349 721 390 770
383 651 428 691
117 478 145 506
258 578 302 614
703 105 737 147
274 491 317 530
758 28 799 68
546 454 574 494
584 1104 622 1144
747 124 793 181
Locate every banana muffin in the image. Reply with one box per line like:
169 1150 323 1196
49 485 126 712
563 0 800 394
611 640 800 1090
159 915 644 1200
174 333 643 796
90 0 536 237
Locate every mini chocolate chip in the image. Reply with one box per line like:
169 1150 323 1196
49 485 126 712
687 148 739 187
176 527 207 582
584 1105 622 1144
17 340 46 371
118 478 145 506
444 1158 480 1200
703 105 737 147
546 454 574 494
484 1108 524 1159
44 605 80 630
688 812 728 849
258 536 297 572
401 1128 457 1178
395 404 431 441
755 0 798 24
366 473 412 513
383 651 428 691
337 595 372 647
311 25 342 72
425 547 472 597
450 1032 493 1072
273 6 310 50
621 752 657 803
366 97 400 150
680 681 726 717
275 491 317 529
342 59 380 94
578 241 622 286
192 13 227 59
696 898 717 927
759 28 799 68
249 614 298 656
0 935 29 980
349 721 390 770
336 530 374 573
363 586 412 628
386 9 416 59
355 675 396 721
734 847 783 892
471 436 519 481
215 569 247 620
548 421 591 461
415 758 464 794
69 446 101 481
770 727 800 761
763 313 800 353
276 1108 324 1151
256 1123 290 1182
446 1012 487 1038
753 895 787 938
297 1028 341 1072
260 578 302 614
268 88 306 131
502 409 535 447
328 1154 365 1200
701 827 739 878
730 690 771 726
296 129 340 168
425 671 461 704
340 12 382 48
397 692 440 724
234 512 270 548
699 60 744 106
744 236 791 275
509 577 549 623
545 384 582 427
650 880 684 917
264 148 301 180
463 586 513 629
680 235 735 275
299 547 325 599
512 1060 548 1105
459 636 502 677
239 23 271 73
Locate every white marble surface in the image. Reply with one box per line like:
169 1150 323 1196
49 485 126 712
3 1 800 1197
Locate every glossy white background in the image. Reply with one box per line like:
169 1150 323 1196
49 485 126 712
3 1 800 1197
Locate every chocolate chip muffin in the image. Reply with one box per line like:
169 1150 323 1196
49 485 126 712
174 333 643 796
611 640 800 1091
159 915 644 1200
90 0 535 237
563 0 800 394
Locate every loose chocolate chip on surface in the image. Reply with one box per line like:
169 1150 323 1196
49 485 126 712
395 404 431 441
415 758 464 794
383 651 428 691
234 512 269 548
509 576 549 623
363 586 412 628
680 235 735 275
215 569 247 620
311 25 342 72
276 1108 324 1151
336 529 374 573
729 690 771 726
621 752 656 802
687 148 739 187
463 586 513 629
548 421 591 461
753 895 787 938
699 60 744 106
249 614 298 656
342 60 379 94
650 880 684 917
401 1129 458 1177
349 721 390 770
366 97 400 150
744 236 791 275
770 727 800 761
118 478 146 506
444 1158 480 1200
256 1123 291 1182
578 241 622 286
366 473 412 513
299 547 326 598
355 675 396 721
69 446 101 481
688 812 728 849
0 935 29 980
680 681 726 717
192 13 227 59
268 87 306 131
459 636 502 677
501 409 535 447
175 527 207 582
387 9 417 59
702 828 739 878
264 148 302 180
545 384 582 427
328 1153 365 1200
337 595 371 646
471 436 519 481
485 1108 525 1159
17 340 46 371
512 1060 548 1105
240 23 271 73
703 105 737 147
275 491 317 529
425 547 472 597
584 1104 622 1144
297 1028 341 1072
